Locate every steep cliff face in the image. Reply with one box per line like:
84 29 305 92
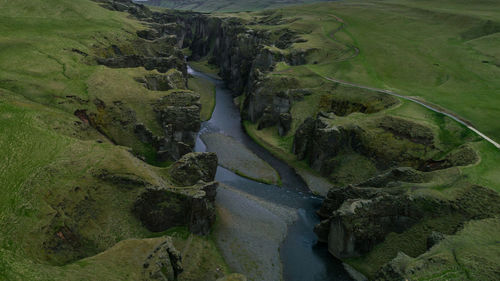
134 153 218 235
315 183 500 260
292 113 480 182
160 12 312 92
154 12 316 133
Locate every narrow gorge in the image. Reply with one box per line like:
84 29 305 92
89 0 500 279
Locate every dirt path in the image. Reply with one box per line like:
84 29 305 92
323 15 500 150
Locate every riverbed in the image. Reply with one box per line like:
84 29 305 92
190 66 352 281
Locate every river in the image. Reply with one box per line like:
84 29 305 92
190 66 352 281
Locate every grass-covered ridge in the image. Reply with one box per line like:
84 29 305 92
142 0 331 12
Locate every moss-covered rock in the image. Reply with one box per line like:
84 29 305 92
378 116 435 146
135 69 186 91
317 184 500 275
169 152 218 186
143 237 183 281
133 181 217 235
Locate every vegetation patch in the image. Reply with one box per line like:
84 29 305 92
188 76 216 121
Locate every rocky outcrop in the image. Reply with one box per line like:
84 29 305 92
278 112 292 136
426 231 444 249
316 185 401 220
76 90 201 162
169 152 218 186
356 167 428 188
292 117 315 160
97 54 186 74
315 184 500 262
94 27 187 75
373 252 411 281
133 152 218 235
93 169 149 188
135 69 186 91
292 113 481 182
325 194 425 258
243 75 304 130
153 92 202 161
142 237 183 281
319 93 398 117
293 116 364 174
378 116 434 146
95 0 152 18
420 144 479 171
134 181 218 235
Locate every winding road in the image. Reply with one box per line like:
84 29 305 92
323 16 500 150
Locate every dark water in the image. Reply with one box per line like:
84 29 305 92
190 67 352 281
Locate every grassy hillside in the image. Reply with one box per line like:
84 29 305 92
0 0 228 279
297 0 500 142
142 0 331 12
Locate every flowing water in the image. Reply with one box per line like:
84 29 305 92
190 66 352 281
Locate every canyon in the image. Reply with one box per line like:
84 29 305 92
1 0 499 280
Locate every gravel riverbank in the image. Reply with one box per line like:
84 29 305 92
202 133 280 185
214 184 298 281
